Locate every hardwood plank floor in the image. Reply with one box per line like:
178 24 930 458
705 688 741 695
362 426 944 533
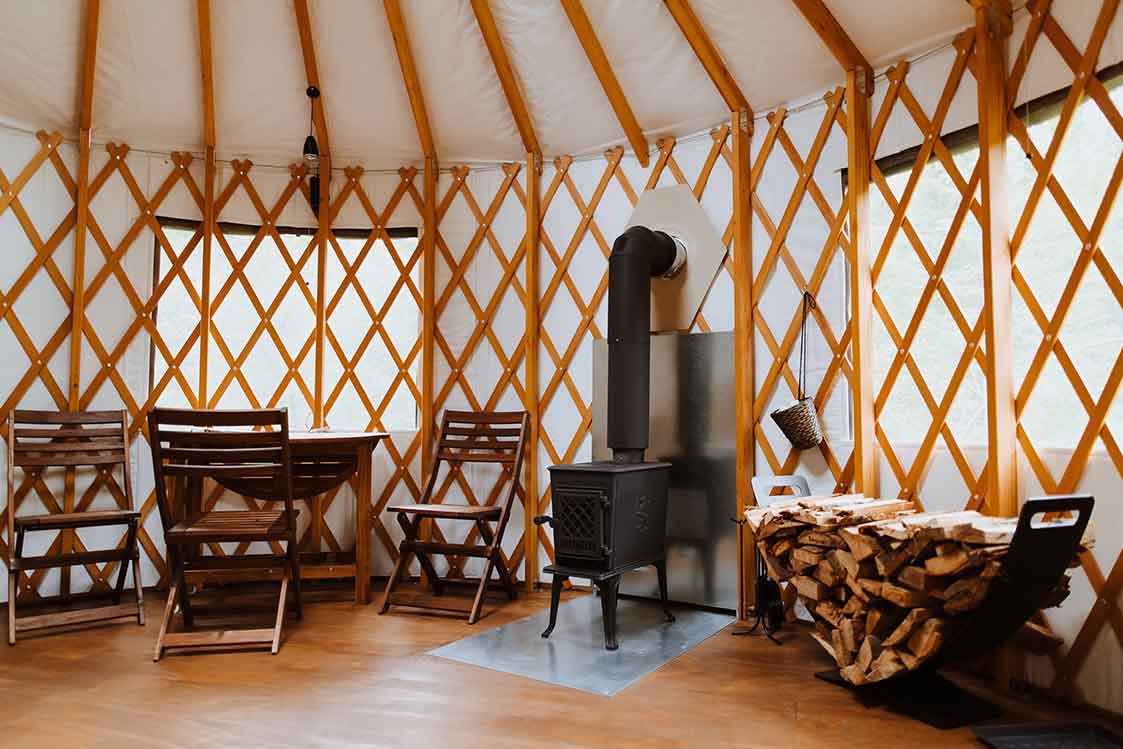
0 586 1115 748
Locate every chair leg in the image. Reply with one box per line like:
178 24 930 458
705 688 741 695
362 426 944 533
171 548 194 630
7 571 16 645
132 554 145 626
112 523 136 605
476 520 517 600
153 581 178 662
271 572 289 655
398 514 443 596
378 530 415 615
286 529 303 620
468 558 494 625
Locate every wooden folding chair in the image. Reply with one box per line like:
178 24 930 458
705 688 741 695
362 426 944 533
379 410 529 624
147 407 302 659
6 409 144 645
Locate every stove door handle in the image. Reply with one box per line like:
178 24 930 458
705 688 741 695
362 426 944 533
533 515 554 527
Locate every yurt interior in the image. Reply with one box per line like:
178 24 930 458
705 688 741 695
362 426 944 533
3 0 1123 745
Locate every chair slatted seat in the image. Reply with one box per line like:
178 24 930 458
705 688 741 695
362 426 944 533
379 410 529 624
6 409 145 645
148 407 302 659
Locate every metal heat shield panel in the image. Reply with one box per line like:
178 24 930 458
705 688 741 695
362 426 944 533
593 331 737 611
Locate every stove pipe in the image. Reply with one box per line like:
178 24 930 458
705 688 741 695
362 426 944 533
607 225 683 463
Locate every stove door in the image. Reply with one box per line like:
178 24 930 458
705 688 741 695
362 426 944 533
553 486 609 561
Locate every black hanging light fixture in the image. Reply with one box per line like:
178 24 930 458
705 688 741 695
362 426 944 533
304 85 321 215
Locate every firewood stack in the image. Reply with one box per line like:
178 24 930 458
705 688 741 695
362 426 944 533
745 495 1087 686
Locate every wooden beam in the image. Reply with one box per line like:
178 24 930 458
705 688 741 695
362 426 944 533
559 0 649 167
196 0 215 408
846 68 878 497
468 0 541 156
383 0 436 159
197 0 215 150
293 0 330 160
293 0 332 427
731 109 754 620
421 156 438 477
662 0 752 124
973 0 1016 517
791 0 874 94
62 0 101 599
524 152 541 591
68 0 100 409
199 149 215 408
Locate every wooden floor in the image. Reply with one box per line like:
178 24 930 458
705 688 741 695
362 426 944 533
0 585 1115 748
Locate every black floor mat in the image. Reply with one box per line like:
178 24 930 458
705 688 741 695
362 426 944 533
814 668 1003 730
973 722 1123 747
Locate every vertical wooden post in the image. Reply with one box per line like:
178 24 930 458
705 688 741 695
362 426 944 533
846 68 879 498
421 156 438 476
69 143 92 411
199 149 215 408
197 0 215 408
313 158 330 428
731 108 755 620
63 0 101 598
524 151 541 591
974 0 1017 519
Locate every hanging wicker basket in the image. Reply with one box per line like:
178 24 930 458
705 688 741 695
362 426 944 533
770 291 824 451
770 397 824 450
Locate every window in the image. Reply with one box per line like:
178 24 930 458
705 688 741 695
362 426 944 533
152 220 420 432
865 64 1123 450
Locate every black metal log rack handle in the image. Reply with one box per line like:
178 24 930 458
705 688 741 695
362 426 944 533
533 515 554 527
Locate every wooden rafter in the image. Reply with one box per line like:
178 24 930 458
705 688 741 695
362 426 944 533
791 0 874 94
68 0 101 409
559 0 649 167
197 0 215 150
468 0 541 157
662 0 752 125
293 0 332 427
293 0 330 164
973 0 1016 517
383 0 436 159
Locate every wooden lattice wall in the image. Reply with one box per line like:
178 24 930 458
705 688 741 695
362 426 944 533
0 144 426 597
2 0 1123 715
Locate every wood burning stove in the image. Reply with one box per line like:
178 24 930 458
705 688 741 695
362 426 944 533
535 225 682 650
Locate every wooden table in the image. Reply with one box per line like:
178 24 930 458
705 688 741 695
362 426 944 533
288 431 387 605
193 430 387 605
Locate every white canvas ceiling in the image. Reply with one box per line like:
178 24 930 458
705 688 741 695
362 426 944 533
0 0 977 168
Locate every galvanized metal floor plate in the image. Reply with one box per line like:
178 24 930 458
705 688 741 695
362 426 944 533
428 594 733 696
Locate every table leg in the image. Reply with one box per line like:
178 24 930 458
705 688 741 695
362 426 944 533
355 447 372 605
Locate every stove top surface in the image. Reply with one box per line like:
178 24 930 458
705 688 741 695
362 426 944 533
549 460 672 473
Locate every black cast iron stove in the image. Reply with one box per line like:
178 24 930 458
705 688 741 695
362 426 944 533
535 225 681 650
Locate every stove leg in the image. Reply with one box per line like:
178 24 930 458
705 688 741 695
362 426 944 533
541 574 567 639
655 559 675 623
597 576 620 651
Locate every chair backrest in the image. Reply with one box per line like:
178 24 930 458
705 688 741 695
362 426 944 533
424 410 530 531
751 474 811 508
6 409 135 546
147 407 293 532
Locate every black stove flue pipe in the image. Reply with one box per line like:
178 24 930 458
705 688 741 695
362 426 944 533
607 226 678 464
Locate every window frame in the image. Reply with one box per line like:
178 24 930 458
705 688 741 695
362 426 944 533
150 217 420 429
